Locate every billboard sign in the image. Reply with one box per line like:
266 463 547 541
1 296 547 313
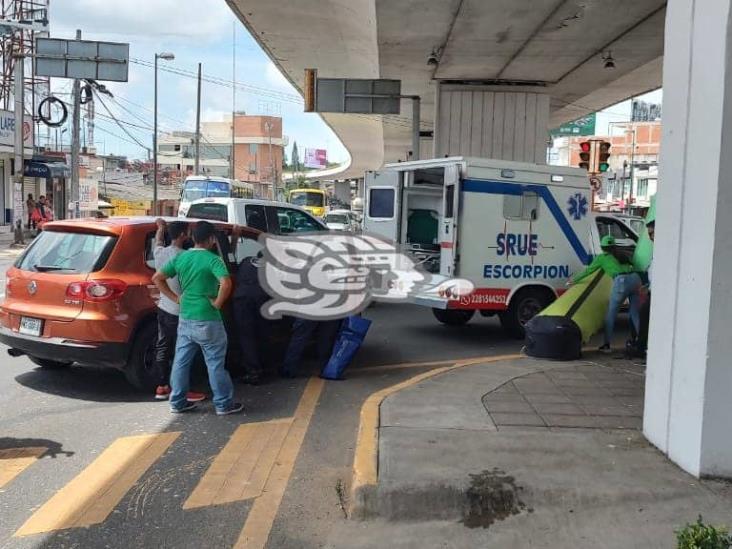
304 148 327 169
551 113 596 137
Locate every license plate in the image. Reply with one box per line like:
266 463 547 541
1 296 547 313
19 316 43 337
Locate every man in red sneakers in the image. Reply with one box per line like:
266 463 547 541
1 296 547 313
152 218 206 403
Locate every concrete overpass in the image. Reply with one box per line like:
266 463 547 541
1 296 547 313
226 0 664 177
227 0 732 481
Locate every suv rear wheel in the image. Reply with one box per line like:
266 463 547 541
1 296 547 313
29 356 73 369
124 322 158 391
500 288 555 339
432 308 475 326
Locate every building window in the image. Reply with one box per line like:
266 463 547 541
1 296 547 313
249 143 258 155
636 178 649 199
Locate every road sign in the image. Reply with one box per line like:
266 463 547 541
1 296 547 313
551 113 596 137
306 72 401 114
589 176 602 192
35 37 129 82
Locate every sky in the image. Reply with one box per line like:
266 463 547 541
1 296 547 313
49 0 350 163
47 0 662 165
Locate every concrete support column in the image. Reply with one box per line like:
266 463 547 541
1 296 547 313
644 0 732 477
434 84 549 163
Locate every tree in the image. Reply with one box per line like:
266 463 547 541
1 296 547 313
291 141 301 174
282 147 289 171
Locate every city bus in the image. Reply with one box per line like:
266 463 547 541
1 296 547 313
178 176 254 217
287 188 326 217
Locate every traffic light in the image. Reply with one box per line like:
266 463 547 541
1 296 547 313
598 141 611 172
578 141 591 171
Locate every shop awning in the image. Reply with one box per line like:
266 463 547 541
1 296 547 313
23 160 69 179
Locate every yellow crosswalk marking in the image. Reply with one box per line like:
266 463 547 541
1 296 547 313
0 447 47 489
234 377 325 549
14 432 180 537
183 419 292 509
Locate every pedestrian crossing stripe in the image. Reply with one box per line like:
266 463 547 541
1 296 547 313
6 378 327 545
0 447 47 489
183 418 292 509
14 432 180 537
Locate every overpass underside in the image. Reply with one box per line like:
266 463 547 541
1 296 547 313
227 0 665 174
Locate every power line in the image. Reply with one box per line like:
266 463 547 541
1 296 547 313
93 90 150 151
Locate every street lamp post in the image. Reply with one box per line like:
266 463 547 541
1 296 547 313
153 52 175 216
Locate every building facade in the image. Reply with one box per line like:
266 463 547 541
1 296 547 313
158 114 285 198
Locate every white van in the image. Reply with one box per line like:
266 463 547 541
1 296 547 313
186 197 328 234
363 157 638 337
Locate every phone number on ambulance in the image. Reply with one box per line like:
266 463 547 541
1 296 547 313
460 293 508 306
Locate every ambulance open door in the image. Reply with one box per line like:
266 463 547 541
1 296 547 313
439 164 460 277
363 169 401 243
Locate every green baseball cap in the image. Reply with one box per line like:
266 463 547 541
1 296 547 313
600 235 616 248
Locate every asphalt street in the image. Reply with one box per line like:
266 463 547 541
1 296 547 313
0 249 525 548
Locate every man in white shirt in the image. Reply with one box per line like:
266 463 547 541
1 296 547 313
153 219 206 402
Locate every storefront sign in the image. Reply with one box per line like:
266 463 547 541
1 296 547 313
0 110 33 148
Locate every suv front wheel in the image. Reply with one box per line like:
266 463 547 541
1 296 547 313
124 322 158 391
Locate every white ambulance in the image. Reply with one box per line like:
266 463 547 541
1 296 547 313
363 157 638 338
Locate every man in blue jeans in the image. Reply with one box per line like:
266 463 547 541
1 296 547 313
152 221 243 415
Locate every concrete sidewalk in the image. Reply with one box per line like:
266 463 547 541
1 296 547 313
332 356 732 548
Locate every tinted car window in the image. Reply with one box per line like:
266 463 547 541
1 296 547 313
275 207 325 233
245 204 268 231
18 231 116 273
188 203 228 221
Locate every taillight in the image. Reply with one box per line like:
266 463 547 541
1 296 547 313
66 279 127 302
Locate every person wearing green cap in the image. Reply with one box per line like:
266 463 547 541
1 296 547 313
569 234 641 352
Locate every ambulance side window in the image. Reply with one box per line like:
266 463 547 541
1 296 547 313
369 188 395 218
444 185 455 218
503 192 539 221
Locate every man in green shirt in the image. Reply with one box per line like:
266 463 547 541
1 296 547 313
570 235 641 352
152 221 243 415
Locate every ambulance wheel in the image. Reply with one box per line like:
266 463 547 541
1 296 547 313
432 308 475 326
500 288 555 339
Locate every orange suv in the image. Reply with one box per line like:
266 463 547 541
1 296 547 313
0 217 259 390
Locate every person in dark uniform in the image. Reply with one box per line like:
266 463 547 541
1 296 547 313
280 317 342 378
231 226 270 385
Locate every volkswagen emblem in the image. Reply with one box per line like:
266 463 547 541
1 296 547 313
27 281 37 295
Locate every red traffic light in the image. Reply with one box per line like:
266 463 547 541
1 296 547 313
579 142 591 153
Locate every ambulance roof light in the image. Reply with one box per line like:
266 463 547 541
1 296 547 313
551 175 564 182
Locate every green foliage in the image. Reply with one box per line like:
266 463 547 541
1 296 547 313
677 516 732 549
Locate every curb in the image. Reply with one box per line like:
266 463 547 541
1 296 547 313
348 353 524 519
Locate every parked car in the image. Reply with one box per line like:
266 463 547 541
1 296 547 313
185 197 328 234
611 213 645 235
0 217 266 391
324 209 359 232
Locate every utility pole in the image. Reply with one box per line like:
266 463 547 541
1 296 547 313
70 29 82 219
231 23 236 181
12 45 24 243
195 62 202 175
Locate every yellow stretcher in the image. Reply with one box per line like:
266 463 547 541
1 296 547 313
524 270 613 360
